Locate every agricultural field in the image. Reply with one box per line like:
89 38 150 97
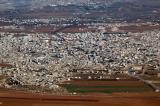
61 79 153 94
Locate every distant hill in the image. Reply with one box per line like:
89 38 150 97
0 0 160 10
0 0 126 10
0 0 160 22
107 0 160 21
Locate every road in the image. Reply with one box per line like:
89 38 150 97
128 69 160 92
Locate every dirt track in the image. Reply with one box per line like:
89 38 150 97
0 89 160 106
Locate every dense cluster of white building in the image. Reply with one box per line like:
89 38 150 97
0 27 160 90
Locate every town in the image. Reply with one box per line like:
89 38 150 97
0 1 160 106
0 18 160 93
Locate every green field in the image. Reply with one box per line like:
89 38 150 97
61 84 152 94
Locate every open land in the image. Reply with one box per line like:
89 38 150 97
0 88 160 106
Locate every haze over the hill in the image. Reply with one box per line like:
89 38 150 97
0 0 160 10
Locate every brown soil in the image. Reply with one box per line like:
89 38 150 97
0 89 159 106
0 63 13 68
0 26 97 34
119 24 160 33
